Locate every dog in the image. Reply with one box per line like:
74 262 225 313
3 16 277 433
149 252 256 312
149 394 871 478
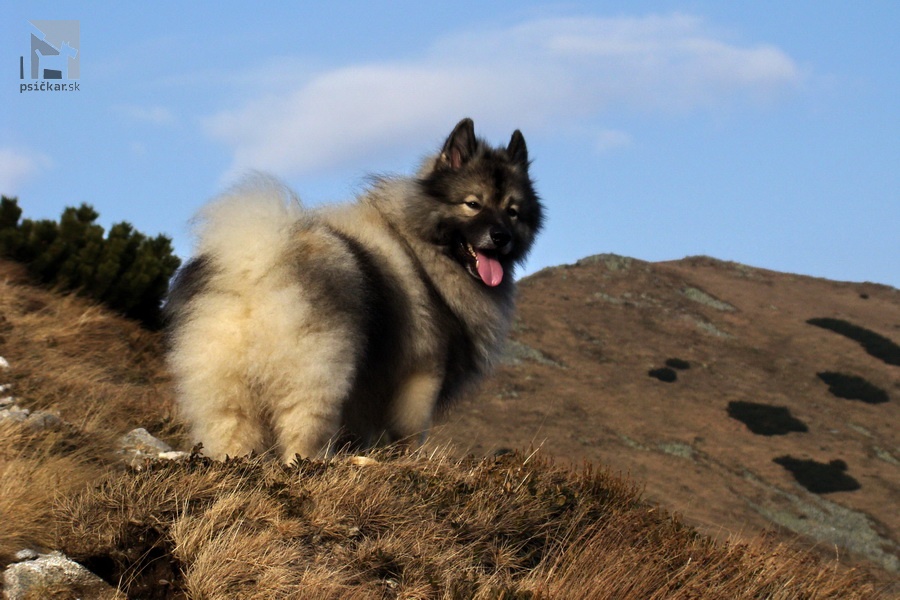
165 118 543 461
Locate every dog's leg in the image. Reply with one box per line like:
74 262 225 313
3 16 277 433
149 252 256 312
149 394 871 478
170 300 269 460
387 371 443 449
267 329 360 462
176 369 268 460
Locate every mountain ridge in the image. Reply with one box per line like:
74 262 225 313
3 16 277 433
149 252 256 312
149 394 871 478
432 253 900 581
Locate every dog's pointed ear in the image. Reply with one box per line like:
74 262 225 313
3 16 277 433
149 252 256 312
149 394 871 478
507 130 528 166
440 118 477 170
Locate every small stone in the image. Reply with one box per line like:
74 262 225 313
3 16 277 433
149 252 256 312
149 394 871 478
13 549 39 562
0 405 30 423
0 356 9 370
26 410 63 430
157 450 190 461
118 428 184 469
119 427 173 454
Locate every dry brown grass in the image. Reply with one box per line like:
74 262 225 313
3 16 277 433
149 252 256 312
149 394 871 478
0 259 888 598
54 451 881 599
0 259 180 564
0 426 97 560
0 260 178 441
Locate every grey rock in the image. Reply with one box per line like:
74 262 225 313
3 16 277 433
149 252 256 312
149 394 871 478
576 253 635 271
3 551 120 599
681 286 736 312
118 427 183 468
13 549 39 562
0 404 64 430
26 410 63 430
0 405 30 423
119 427 173 454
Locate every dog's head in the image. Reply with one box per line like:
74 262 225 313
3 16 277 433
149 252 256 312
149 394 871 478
416 118 543 288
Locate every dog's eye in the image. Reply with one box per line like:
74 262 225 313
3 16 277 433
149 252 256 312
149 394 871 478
465 201 481 210
506 207 519 219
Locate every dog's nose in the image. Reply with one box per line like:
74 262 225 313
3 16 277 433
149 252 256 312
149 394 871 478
490 226 512 248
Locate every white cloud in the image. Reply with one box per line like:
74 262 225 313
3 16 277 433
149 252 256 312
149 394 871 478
0 148 53 195
204 14 801 178
115 104 176 125
595 130 633 154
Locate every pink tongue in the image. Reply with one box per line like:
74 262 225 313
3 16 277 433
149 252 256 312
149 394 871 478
475 251 504 287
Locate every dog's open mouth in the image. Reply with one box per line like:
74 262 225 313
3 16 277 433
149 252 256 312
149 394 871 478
455 240 504 287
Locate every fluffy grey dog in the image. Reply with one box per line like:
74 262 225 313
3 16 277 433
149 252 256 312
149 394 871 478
166 118 543 460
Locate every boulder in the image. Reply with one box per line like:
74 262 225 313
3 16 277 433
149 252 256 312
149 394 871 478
3 551 120 599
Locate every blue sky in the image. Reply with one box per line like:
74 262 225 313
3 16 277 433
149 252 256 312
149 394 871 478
2 2 898 287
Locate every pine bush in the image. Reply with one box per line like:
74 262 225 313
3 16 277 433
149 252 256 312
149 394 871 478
0 196 180 328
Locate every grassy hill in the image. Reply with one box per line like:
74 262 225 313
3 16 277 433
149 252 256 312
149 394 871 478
0 258 892 598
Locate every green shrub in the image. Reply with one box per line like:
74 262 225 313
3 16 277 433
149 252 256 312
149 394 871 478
665 358 691 370
807 317 900 366
816 372 889 404
0 196 180 328
648 367 677 383
773 456 860 494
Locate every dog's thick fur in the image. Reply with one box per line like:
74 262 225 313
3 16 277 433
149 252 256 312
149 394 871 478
166 119 543 460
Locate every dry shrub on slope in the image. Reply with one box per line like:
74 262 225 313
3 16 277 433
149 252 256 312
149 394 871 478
0 258 887 598
0 422 97 560
0 261 175 438
0 259 179 563
57 452 880 599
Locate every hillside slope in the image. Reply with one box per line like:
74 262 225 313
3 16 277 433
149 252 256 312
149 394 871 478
0 256 895 597
433 254 900 582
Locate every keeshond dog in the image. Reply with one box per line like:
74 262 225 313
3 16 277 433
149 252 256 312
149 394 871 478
166 118 543 461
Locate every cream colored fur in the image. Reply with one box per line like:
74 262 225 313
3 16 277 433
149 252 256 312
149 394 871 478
169 180 362 460
171 180 466 461
170 170 519 462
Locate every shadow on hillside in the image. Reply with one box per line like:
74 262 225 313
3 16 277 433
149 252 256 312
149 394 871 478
727 401 808 436
774 456 861 494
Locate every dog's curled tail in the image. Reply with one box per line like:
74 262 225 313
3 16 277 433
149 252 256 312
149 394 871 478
193 174 302 282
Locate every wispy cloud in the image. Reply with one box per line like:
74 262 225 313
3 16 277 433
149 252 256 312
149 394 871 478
595 130 633 154
0 148 53 195
204 14 801 179
114 104 176 125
